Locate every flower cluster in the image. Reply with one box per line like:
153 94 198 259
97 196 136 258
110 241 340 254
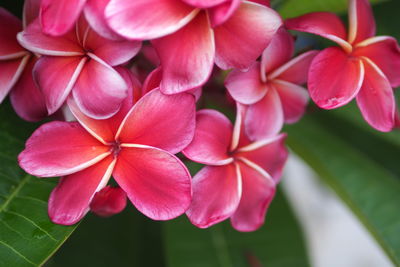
0 0 396 231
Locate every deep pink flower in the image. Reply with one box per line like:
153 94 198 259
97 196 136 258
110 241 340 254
0 1 47 121
105 0 282 94
183 106 288 231
17 17 141 119
18 84 196 225
286 0 400 132
90 186 127 217
225 28 318 140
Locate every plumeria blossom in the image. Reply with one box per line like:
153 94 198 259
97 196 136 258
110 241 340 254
286 0 400 132
17 16 141 119
225 28 318 140
18 82 196 225
183 106 288 231
0 0 47 121
90 186 127 217
105 0 282 94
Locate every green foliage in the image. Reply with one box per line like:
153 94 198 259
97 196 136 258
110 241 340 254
0 103 77 266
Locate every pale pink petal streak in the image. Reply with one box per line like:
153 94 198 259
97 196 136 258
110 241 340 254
48 156 115 225
356 58 395 132
18 121 110 177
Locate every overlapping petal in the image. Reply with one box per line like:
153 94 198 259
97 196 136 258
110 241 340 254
230 162 275 232
106 0 198 40
0 8 25 59
9 58 47 122
348 0 375 44
33 56 87 115
245 88 284 140
40 0 87 36
272 80 309 123
186 164 241 228
48 156 115 225
113 147 192 220
225 62 268 105
17 20 83 56
72 58 128 119
354 37 400 87
90 186 127 217
153 12 215 94
117 89 195 154
182 0 227 8
208 0 241 27
356 58 395 132
23 0 41 28
18 121 111 177
183 109 233 165
214 2 281 70
308 47 364 109
0 57 29 103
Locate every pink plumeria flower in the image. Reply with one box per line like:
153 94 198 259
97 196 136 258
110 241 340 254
183 106 288 231
17 16 141 119
0 0 47 121
18 84 196 225
40 0 119 39
90 186 127 217
105 0 282 94
225 28 318 140
286 0 400 132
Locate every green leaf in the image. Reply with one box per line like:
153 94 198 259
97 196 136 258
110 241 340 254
277 0 386 18
0 102 77 267
45 206 165 267
163 190 310 267
285 114 400 266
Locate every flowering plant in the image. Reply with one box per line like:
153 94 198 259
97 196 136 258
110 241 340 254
0 0 399 265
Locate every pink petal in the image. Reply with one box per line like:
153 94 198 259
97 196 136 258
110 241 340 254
72 57 128 119
83 27 141 66
84 0 122 40
236 133 288 182
68 67 139 143
354 37 400 87
208 0 241 27
9 57 47 122
142 67 162 95
0 56 29 103
214 2 281 70
225 62 268 105
285 12 351 52
272 80 309 124
230 162 275 231
18 121 111 177
33 56 87 115
23 0 41 28
270 50 319 85
249 0 270 6
17 19 83 56
105 0 198 40
0 8 25 59
48 156 115 225
90 186 127 217
40 0 87 36
186 164 241 228
183 109 233 165
113 147 192 220
182 0 227 8
117 89 196 154
308 47 364 109
153 12 215 94
348 0 375 44
356 58 395 132
261 27 294 76
245 88 284 140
